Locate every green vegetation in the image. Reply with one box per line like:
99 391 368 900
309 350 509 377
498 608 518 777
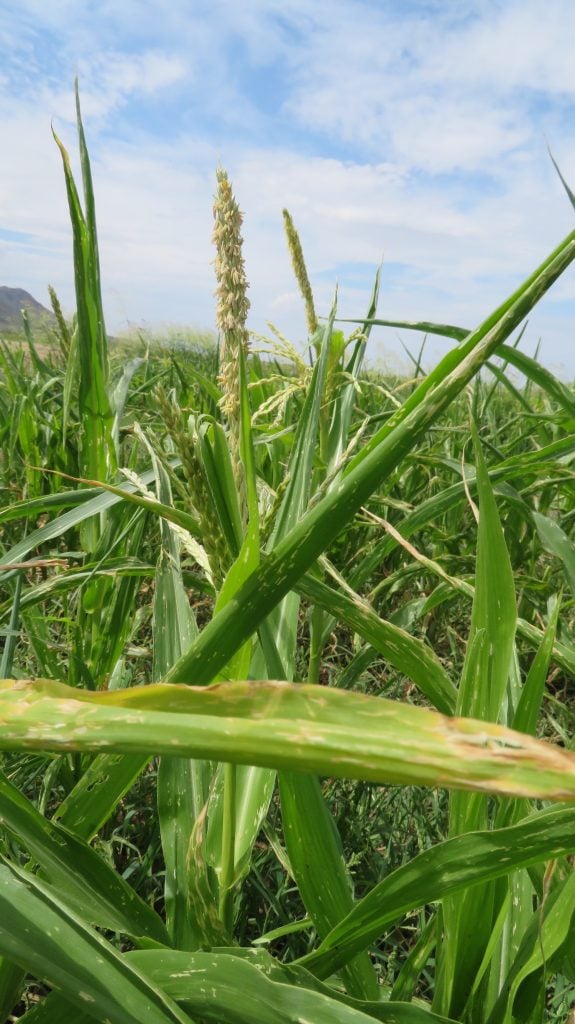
2 83 575 1021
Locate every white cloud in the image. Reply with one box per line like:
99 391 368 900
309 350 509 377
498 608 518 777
429 2 575 94
26 51 188 127
388 98 528 174
1 0 575 373
280 0 575 173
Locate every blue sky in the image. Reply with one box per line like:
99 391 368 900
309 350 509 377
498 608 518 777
1 0 575 374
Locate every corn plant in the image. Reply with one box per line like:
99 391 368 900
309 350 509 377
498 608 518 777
1 84 575 1023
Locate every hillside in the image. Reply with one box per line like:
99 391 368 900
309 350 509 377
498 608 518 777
0 286 55 332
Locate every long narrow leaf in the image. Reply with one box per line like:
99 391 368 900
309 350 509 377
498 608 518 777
3 679 575 801
297 573 456 714
0 771 168 945
299 805 575 979
0 859 193 1024
162 231 575 686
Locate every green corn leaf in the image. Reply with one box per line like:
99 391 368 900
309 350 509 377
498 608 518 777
111 356 146 446
61 320 78 449
390 915 437 1003
0 770 169 945
15 948 457 1024
549 148 575 213
150 445 199 679
496 344 575 418
279 771 380 1000
263 302 335 681
439 423 517 1017
202 343 272 922
0 487 104 524
0 858 194 1024
533 510 575 597
163 230 575 686
52 87 116 492
299 805 575 979
44 470 202 538
174 357 222 404
297 573 456 714
20 601 77 682
150 438 204 949
334 643 379 690
454 422 517 744
494 598 561 839
458 886 514 1018
488 870 575 1024
195 415 243 558
346 225 575 474
184 800 232 947
21 312 54 378
484 358 536 415
347 434 575 592
0 558 154 624
261 303 379 998
513 595 560 737
53 751 151 840
131 948 455 1024
347 510 575 683
202 760 276 889
325 267 381 474
340 318 575 423
0 461 183 583
0 571 22 677
3 679 575 802
0 960 27 1024
336 315 467 342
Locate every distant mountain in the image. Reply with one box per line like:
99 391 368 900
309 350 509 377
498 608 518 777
0 287 55 332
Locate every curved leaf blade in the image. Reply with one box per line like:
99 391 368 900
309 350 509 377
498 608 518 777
2 679 575 802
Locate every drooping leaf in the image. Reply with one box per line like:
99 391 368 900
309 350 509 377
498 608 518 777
2 679 575 802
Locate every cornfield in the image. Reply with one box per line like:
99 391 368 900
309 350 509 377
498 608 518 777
1 82 575 1022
